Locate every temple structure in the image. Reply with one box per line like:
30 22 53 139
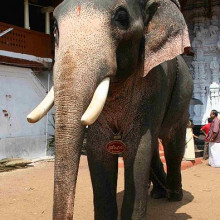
182 0 220 125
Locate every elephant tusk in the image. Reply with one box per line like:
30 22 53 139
81 77 110 126
27 87 54 123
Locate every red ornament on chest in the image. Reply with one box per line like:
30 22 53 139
106 140 126 154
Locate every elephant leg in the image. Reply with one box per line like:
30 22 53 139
121 132 154 220
161 126 186 202
150 145 167 199
86 134 119 220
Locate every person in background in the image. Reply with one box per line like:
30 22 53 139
207 110 220 167
184 120 198 161
201 118 212 160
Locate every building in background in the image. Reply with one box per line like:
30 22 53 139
0 0 60 159
181 0 220 125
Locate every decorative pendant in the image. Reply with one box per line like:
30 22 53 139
106 140 126 154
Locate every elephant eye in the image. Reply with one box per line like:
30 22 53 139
53 19 59 47
113 7 130 30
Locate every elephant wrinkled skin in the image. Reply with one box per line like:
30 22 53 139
28 0 193 219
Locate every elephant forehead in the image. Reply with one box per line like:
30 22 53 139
53 4 116 83
57 7 113 51
54 0 118 19
54 1 113 42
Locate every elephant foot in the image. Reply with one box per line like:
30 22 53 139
150 188 167 199
167 188 183 202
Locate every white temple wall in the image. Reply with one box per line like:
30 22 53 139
183 3 220 125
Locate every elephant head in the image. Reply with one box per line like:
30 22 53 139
27 0 190 219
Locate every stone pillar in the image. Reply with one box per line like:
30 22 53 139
192 61 199 80
199 61 207 81
45 12 50 34
210 57 220 84
200 83 207 123
217 36 220 51
193 83 201 124
191 61 207 124
41 7 54 35
210 83 220 110
24 0 30 29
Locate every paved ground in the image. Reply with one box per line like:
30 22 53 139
0 155 220 220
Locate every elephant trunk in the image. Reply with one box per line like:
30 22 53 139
51 7 116 219
52 53 115 220
52 75 113 219
53 92 84 219
52 57 94 218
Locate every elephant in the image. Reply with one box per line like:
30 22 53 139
27 0 193 219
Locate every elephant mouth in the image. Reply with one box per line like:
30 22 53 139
27 77 110 126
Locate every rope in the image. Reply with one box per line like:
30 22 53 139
150 167 167 192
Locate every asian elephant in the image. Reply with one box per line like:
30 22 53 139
27 0 193 219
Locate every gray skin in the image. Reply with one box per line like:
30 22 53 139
52 0 193 219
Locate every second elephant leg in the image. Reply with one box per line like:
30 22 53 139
150 145 167 199
121 133 155 220
162 125 186 201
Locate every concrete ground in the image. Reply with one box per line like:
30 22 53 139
0 155 219 220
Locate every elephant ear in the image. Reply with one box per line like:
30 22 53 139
143 0 190 76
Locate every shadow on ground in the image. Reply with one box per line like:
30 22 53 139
117 189 194 220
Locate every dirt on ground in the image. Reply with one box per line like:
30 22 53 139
0 155 220 220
